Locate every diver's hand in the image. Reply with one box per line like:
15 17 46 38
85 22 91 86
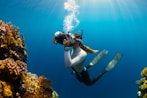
63 35 70 47
63 39 70 47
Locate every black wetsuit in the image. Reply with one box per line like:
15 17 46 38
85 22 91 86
73 67 107 86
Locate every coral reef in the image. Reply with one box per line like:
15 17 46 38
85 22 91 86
136 67 147 98
141 67 147 77
0 20 58 98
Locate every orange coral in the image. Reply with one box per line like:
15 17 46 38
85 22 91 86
1 81 13 97
0 20 27 62
22 74 53 98
0 20 58 98
0 58 26 77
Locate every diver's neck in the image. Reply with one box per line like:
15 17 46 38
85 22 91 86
73 45 79 52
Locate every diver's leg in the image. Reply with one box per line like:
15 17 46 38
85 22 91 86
75 70 92 86
74 69 104 86
75 67 108 86
86 49 108 69
105 53 123 71
86 53 123 86
86 70 107 86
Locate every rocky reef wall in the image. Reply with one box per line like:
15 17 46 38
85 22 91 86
0 20 58 98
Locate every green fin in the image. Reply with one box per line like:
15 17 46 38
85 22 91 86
105 53 123 71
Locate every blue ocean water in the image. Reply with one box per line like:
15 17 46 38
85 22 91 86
0 0 147 98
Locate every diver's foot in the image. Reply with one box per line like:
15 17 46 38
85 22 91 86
105 53 123 71
114 53 123 61
92 50 99 53
89 49 108 66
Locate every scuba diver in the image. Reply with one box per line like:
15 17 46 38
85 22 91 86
53 31 123 86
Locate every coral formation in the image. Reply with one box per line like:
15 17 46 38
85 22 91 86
141 67 147 77
136 67 147 98
0 20 58 98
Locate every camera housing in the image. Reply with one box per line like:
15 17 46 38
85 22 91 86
53 33 74 47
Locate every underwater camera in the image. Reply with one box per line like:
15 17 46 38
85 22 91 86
52 31 83 47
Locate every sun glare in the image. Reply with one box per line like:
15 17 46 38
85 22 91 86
78 0 142 21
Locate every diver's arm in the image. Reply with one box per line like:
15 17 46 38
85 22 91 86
64 48 86 68
64 48 71 67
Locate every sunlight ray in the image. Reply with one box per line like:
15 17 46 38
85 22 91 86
78 0 143 21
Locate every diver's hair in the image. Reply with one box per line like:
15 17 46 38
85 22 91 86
80 44 98 53
73 33 82 39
